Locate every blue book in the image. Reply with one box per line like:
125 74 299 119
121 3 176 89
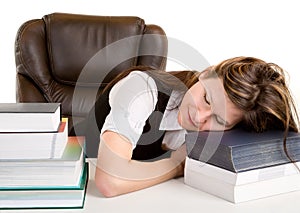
185 128 300 172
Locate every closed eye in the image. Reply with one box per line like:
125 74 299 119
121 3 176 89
205 91 228 127
204 93 210 105
214 115 227 126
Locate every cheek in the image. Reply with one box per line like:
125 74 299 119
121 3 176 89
177 110 183 127
189 83 204 106
179 92 191 111
182 88 200 107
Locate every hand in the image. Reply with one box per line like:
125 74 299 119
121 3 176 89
170 144 186 177
170 144 186 163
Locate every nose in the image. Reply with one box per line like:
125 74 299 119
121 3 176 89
194 108 212 125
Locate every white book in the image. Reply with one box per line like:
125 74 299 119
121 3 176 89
0 158 83 188
0 163 88 210
184 157 300 203
0 120 68 159
0 103 61 132
0 137 85 188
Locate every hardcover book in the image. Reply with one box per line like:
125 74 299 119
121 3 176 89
0 119 68 159
184 157 300 203
0 162 89 209
186 128 300 172
0 136 85 188
0 103 61 132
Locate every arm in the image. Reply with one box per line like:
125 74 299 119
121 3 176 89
95 131 186 197
94 71 185 197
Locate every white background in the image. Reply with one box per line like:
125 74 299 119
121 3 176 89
0 0 299 113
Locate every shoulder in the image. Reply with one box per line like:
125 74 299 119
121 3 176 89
109 71 157 99
109 70 158 110
118 71 157 89
102 71 159 147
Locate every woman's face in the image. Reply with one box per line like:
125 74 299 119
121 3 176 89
178 75 244 131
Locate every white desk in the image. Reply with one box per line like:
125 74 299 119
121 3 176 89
2 159 300 213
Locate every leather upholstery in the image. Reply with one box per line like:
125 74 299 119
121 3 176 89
15 13 168 134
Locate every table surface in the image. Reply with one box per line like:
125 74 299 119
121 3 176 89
2 159 300 213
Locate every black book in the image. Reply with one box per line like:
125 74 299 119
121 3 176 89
0 103 61 132
185 128 300 172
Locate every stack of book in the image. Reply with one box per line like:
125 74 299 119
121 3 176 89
184 128 300 203
0 103 88 210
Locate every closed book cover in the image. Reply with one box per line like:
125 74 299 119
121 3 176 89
184 157 300 203
0 136 85 188
185 157 300 185
0 120 68 160
186 128 300 172
0 162 89 209
0 103 61 132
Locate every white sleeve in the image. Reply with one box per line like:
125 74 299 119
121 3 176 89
100 71 158 149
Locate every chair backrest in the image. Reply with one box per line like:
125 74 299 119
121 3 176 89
15 12 168 134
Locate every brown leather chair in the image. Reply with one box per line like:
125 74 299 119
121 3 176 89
15 13 168 141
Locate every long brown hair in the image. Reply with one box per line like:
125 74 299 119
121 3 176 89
211 56 300 163
211 56 299 133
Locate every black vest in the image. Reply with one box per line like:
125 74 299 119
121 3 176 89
80 76 173 159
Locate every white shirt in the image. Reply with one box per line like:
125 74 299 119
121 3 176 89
101 71 187 150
